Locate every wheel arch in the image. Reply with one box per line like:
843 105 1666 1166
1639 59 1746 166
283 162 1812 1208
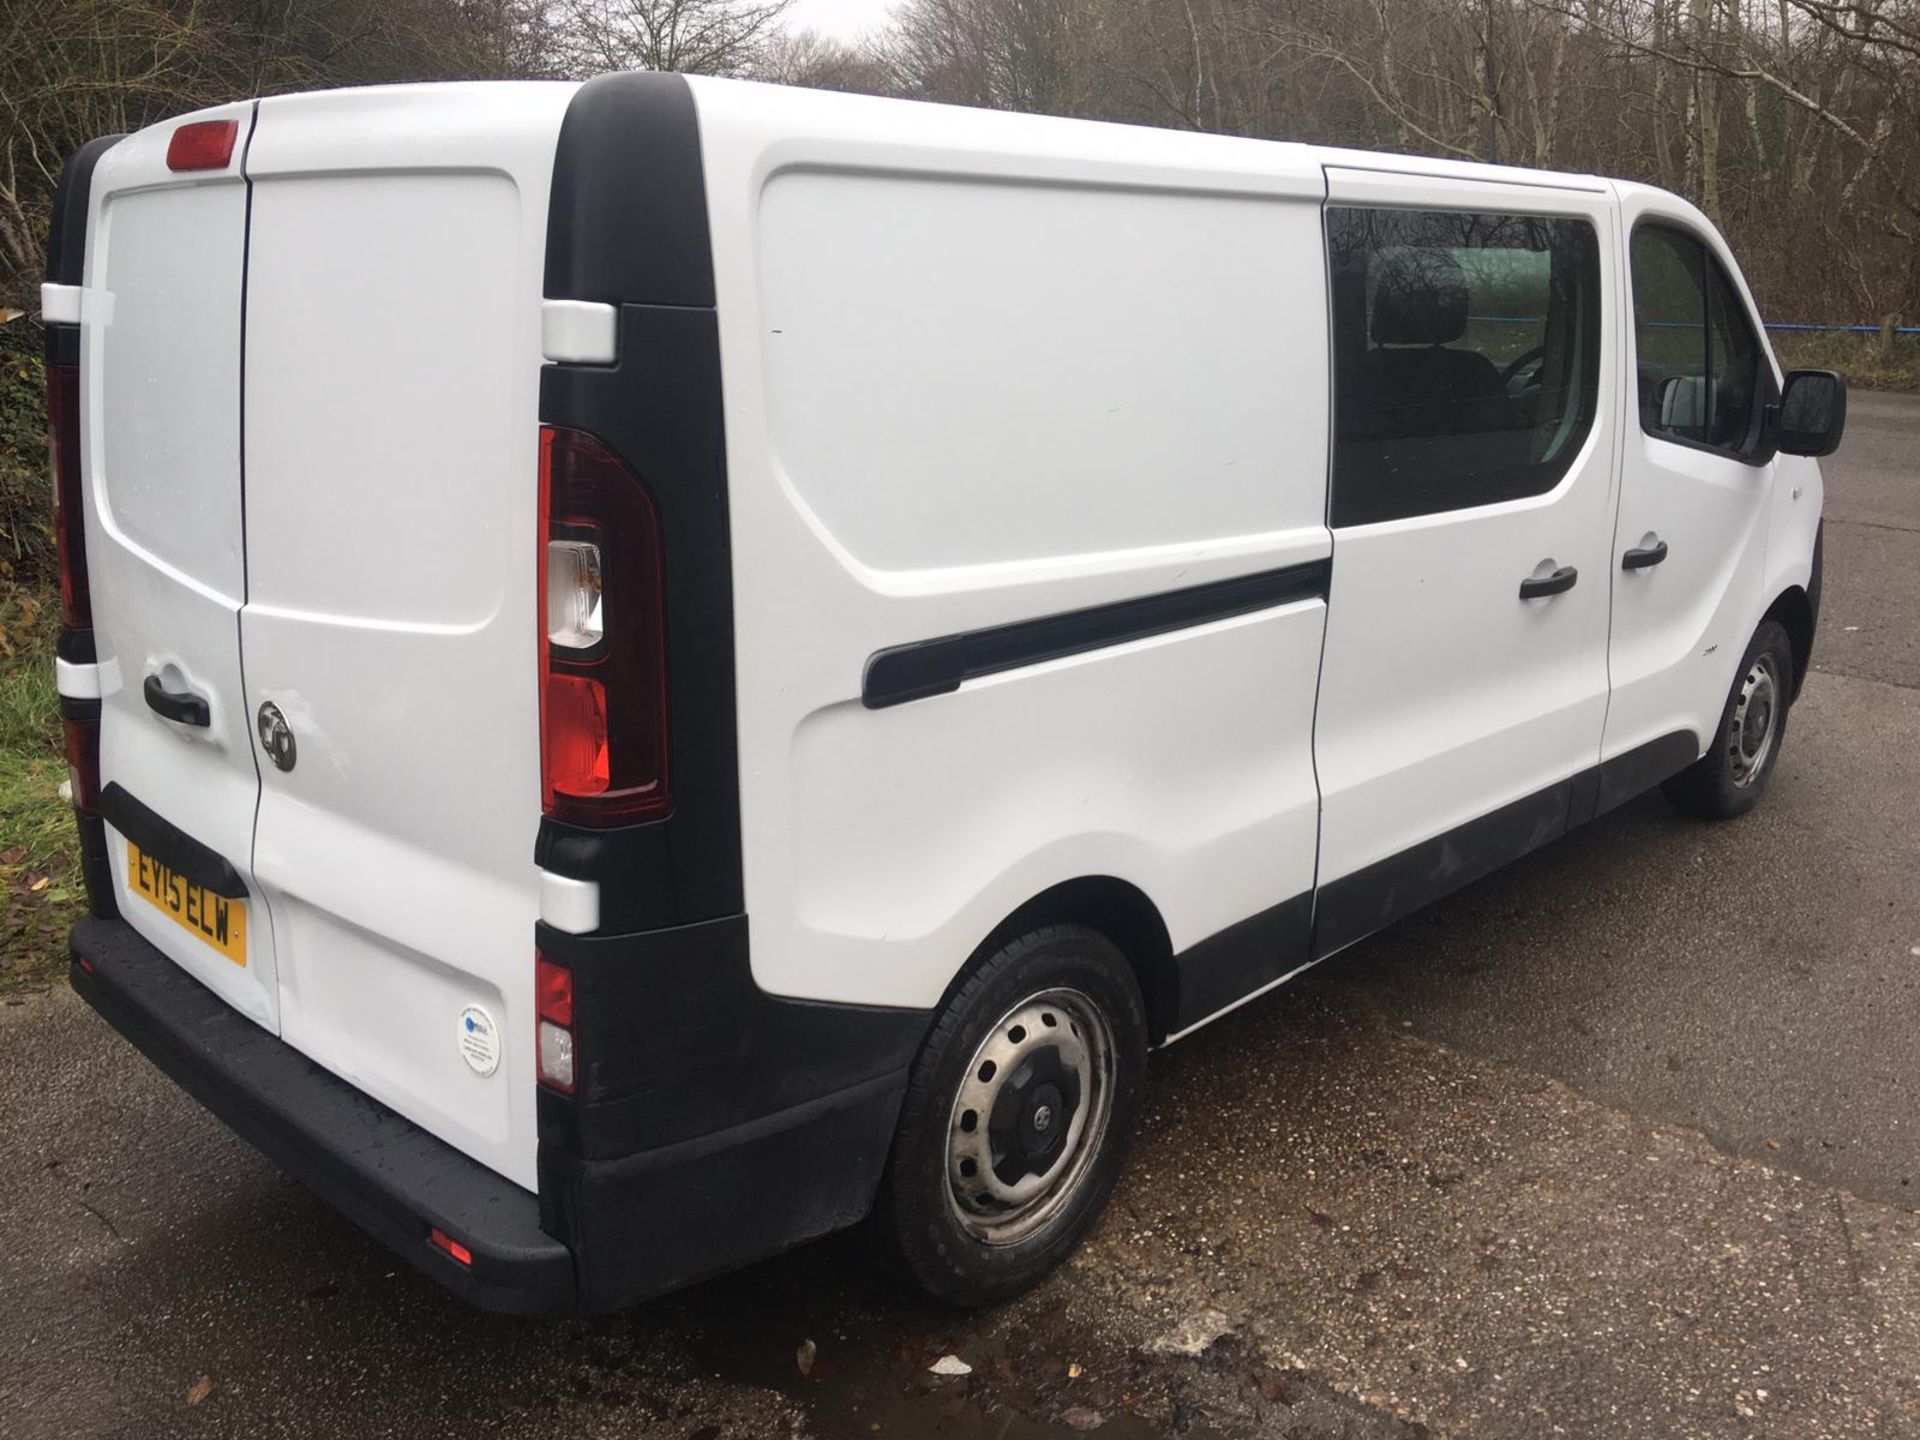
1762 583 1816 702
971 877 1178 1045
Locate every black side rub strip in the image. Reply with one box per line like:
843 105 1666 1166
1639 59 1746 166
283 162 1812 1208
862 559 1333 710
99 783 248 899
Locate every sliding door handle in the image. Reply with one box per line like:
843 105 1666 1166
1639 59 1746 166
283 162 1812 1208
1519 565 1578 600
144 674 210 727
1622 539 1670 570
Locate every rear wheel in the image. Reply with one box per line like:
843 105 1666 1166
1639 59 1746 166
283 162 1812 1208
873 925 1147 1307
1663 619 1795 819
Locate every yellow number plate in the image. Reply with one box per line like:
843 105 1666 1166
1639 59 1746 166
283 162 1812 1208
128 840 248 967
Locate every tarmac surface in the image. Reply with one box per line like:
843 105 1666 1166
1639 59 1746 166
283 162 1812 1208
4 392 1918 1439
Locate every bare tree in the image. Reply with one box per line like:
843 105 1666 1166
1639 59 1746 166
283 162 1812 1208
756 27 896 90
6 0 1920 328
557 0 797 75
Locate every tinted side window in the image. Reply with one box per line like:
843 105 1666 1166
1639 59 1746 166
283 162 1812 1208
1327 207 1602 528
1631 224 1766 454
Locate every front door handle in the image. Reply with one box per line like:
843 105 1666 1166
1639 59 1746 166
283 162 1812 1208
1622 539 1670 570
1519 565 1578 600
145 674 211 727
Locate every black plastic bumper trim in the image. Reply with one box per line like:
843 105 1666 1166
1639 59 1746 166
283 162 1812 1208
1314 779 1576 960
551 1066 908 1311
863 559 1332 709
1593 729 1700 818
1169 891 1313 1033
76 812 118 919
70 917 577 1316
1315 730 1704 961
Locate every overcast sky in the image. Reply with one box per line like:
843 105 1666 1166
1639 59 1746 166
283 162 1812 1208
786 0 897 41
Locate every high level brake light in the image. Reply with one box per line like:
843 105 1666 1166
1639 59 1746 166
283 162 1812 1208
537 426 670 825
166 119 238 173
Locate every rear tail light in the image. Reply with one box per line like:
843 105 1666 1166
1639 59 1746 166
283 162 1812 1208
63 714 100 816
537 426 670 825
535 952 576 1093
166 119 238 173
50 361 101 819
47 364 89 629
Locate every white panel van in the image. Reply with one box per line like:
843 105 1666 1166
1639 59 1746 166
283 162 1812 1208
45 73 1844 1313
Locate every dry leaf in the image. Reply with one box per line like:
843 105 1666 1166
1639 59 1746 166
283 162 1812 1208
185 1375 215 1407
0 845 26 865
29 875 51 893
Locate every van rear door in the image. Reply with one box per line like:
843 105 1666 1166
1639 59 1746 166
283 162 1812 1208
237 85 572 1189
83 104 285 1031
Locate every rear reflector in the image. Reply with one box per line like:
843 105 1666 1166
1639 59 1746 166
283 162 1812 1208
62 714 100 816
535 954 574 1028
429 1228 473 1267
166 119 239 172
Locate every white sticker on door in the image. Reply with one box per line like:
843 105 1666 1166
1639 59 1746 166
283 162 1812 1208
458 1005 501 1077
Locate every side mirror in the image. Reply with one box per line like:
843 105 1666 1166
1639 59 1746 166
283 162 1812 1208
1771 369 1847 458
1658 374 1710 433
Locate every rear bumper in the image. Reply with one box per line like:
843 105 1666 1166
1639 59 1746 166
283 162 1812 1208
70 917 577 1315
71 915 929 1315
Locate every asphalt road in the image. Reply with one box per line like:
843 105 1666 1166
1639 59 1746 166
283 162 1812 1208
5 394 1919 1440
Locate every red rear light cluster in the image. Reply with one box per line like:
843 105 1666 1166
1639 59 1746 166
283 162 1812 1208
48 360 101 816
534 953 576 1093
47 364 88 629
537 426 670 825
166 119 238 173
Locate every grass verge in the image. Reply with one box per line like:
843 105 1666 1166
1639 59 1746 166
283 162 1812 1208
1 588 81 997
1771 330 1920 393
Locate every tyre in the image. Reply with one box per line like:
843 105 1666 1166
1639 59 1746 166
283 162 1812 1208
872 924 1148 1307
1663 618 1795 820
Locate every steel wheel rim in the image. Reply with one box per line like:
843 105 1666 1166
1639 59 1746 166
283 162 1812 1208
1728 652 1780 788
945 987 1115 1247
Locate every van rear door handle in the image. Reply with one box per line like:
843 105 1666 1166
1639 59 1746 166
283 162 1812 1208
144 675 211 727
1518 565 1578 600
1622 539 1670 570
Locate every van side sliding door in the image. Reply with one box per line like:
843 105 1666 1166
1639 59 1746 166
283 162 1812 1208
1310 168 1623 957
